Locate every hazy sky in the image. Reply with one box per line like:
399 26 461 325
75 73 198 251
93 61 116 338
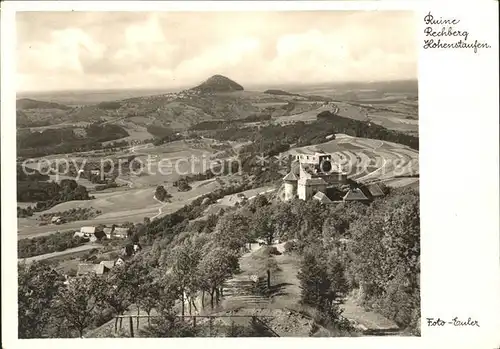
17 11 417 92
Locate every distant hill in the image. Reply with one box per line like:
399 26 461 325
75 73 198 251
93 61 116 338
190 75 244 93
16 98 71 110
264 89 299 97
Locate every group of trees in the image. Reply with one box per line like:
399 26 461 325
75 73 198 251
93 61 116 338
197 110 418 162
39 207 101 223
17 123 129 158
172 178 192 192
316 111 418 149
19 258 158 338
345 188 420 332
146 125 184 146
155 185 172 202
17 179 92 214
289 187 420 334
18 231 88 259
18 179 420 337
18 232 242 338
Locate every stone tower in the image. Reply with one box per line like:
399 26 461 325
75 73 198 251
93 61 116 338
282 171 298 202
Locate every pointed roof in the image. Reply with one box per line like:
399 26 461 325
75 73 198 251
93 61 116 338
343 188 371 201
283 171 298 181
313 191 332 204
367 183 385 197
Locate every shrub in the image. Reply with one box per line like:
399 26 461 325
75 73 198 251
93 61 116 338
283 241 298 254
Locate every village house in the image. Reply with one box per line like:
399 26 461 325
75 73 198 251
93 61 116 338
343 183 386 203
113 227 130 239
74 226 106 242
103 226 130 239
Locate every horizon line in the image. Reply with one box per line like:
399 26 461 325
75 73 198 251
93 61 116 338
16 78 418 96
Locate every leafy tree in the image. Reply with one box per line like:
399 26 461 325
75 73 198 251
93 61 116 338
297 248 347 326
298 250 330 307
257 248 280 290
52 273 105 337
346 188 420 330
155 185 171 202
18 261 65 338
137 286 160 326
101 263 135 332
252 204 295 244
170 240 202 317
197 246 239 309
212 212 250 250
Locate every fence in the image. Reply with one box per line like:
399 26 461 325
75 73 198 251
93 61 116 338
113 314 279 337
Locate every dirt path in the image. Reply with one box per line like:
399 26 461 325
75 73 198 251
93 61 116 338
18 243 104 264
150 194 169 220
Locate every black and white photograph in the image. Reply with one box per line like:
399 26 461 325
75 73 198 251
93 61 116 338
2 2 498 347
14 10 420 338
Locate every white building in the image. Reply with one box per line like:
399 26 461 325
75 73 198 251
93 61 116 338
282 151 347 202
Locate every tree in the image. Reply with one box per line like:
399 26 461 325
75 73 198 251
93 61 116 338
212 212 250 250
346 188 420 330
251 206 274 245
170 240 202 317
197 247 239 309
298 250 330 307
137 286 160 326
155 185 171 202
297 247 347 326
52 273 105 337
18 261 64 338
251 204 294 245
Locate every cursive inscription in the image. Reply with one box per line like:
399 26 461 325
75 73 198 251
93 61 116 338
423 12 491 53
426 317 480 327
424 12 460 26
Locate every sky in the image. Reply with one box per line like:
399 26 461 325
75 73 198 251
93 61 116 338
17 11 417 92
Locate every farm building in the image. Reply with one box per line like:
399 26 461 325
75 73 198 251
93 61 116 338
74 226 106 241
113 227 130 239
312 191 333 204
343 187 371 202
103 226 129 239
343 183 387 203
